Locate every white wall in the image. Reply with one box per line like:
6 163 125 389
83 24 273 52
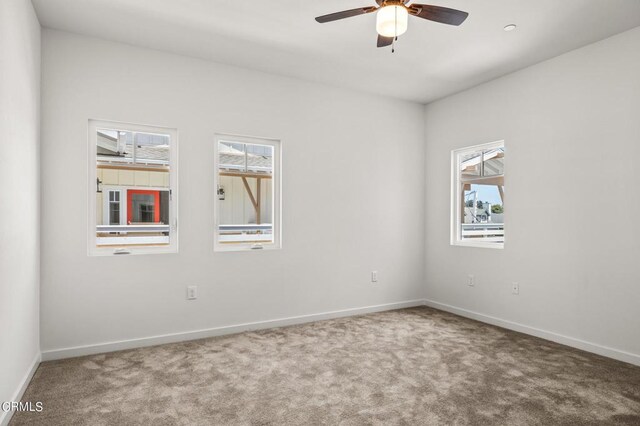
0 0 41 420
40 30 425 355
424 27 640 361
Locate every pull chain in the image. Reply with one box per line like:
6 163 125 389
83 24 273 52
392 6 397 53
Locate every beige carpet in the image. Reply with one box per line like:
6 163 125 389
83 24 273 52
12 307 640 425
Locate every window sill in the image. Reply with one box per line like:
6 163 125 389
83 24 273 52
450 241 504 250
88 246 178 256
214 244 281 253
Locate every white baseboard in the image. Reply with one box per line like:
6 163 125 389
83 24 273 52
42 299 424 361
0 352 41 426
423 299 640 367
40 298 640 366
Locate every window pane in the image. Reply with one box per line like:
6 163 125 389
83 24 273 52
97 130 133 165
219 142 246 170
134 132 170 166
217 140 274 246
482 147 504 177
109 201 120 225
460 151 482 177
95 125 172 248
461 184 504 243
131 193 156 223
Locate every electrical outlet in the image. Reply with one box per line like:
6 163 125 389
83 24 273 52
371 271 378 283
512 282 519 295
187 285 198 300
467 274 475 287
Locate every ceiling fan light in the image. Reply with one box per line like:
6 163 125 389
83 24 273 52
376 5 408 38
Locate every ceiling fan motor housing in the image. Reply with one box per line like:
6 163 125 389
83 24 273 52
376 0 410 5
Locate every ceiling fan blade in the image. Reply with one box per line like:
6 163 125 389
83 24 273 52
315 7 377 23
377 35 393 48
408 4 469 26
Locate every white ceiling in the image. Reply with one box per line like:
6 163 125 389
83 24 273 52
32 0 640 103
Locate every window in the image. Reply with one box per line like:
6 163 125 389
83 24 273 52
214 134 281 251
89 120 178 255
107 190 120 225
451 141 504 248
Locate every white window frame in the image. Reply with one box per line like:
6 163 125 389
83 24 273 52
213 133 282 252
88 119 178 256
451 140 505 249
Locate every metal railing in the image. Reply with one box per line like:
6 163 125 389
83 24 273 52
96 224 170 246
96 224 275 245
97 224 170 233
218 224 273 243
461 223 504 242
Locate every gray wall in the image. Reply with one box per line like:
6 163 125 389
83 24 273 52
424 27 640 361
39 30 426 356
0 0 41 421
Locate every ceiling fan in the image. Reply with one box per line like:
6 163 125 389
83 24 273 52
315 1 468 50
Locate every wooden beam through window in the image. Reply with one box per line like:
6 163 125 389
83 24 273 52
220 170 272 179
498 185 505 204
461 183 470 222
256 178 261 224
461 175 504 186
241 176 262 224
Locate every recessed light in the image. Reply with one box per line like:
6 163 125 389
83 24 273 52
504 24 517 32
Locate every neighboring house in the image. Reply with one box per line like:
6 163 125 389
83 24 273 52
464 203 491 224
464 202 505 224
95 130 171 246
217 142 273 226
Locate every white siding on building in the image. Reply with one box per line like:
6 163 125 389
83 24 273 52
218 175 272 225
